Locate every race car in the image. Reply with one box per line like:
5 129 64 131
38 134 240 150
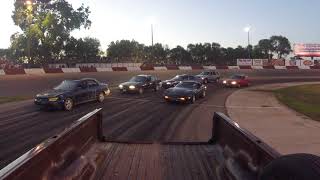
163 81 206 104
118 75 161 94
195 70 220 84
161 74 202 89
34 78 110 111
222 74 250 88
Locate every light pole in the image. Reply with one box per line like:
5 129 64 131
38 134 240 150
244 26 251 59
25 0 33 63
151 24 154 47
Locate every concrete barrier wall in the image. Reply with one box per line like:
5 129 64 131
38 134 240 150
228 66 240 69
0 69 5 75
96 67 113 72
154 66 168 71
1 65 320 75
203 66 216 70
25 68 45 75
252 66 263 69
62 68 81 73
178 66 192 70
274 66 286 70
127 67 141 71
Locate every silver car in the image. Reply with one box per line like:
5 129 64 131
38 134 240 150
196 70 220 83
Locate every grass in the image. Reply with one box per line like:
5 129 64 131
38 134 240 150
0 96 31 104
274 84 320 122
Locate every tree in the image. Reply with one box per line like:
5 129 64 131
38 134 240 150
257 39 272 59
168 46 191 65
11 0 91 63
270 36 291 58
64 37 101 62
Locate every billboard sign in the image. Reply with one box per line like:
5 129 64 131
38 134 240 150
263 59 285 66
294 44 320 57
237 59 252 66
252 59 264 66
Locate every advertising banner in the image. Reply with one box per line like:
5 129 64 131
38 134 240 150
301 60 314 66
252 59 264 66
237 59 252 66
294 44 320 57
263 59 285 66
285 59 299 66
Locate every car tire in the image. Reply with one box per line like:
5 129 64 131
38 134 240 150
204 79 208 84
154 84 160 92
201 91 206 98
97 92 105 102
237 84 241 88
139 88 144 94
260 153 320 180
190 95 196 104
64 98 73 111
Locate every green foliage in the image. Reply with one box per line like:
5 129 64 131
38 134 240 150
10 0 92 63
64 37 100 62
270 36 291 58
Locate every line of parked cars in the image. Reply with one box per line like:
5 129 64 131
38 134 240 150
34 70 250 111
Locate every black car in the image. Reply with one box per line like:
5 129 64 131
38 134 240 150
161 74 202 89
163 81 206 104
34 78 110 111
118 75 161 94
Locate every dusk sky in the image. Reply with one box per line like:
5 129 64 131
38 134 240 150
1 0 319 50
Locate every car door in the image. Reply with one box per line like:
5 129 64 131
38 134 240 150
87 80 99 100
150 76 157 89
74 81 89 104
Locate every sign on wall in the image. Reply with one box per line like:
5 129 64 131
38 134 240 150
237 59 252 66
294 44 320 57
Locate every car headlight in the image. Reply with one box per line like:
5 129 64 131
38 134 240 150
164 96 169 99
223 80 227 84
119 84 123 89
201 77 204 80
129 85 135 89
48 97 59 102
179 97 186 101
231 81 237 85
166 82 171 85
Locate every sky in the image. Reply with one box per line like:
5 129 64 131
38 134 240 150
1 0 320 50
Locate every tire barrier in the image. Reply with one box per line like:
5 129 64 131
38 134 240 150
112 67 128 71
3 68 26 75
79 67 98 73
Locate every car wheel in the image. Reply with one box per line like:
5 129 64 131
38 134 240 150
201 91 206 98
139 88 144 94
204 79 208 84
154 84 160 91
190 95 196 104
97 92 105 102
64 98 73 111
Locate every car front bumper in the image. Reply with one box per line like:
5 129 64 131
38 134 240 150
164 95 192 102
34 98 64 108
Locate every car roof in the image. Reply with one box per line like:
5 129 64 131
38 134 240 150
80 78 98 81
136 74 152 77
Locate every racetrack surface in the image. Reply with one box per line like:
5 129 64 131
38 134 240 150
0 69 320 169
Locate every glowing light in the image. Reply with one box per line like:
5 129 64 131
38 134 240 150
244 26 251 32
26 0 32 5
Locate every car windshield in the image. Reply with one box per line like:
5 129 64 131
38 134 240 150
129 76 147 82
54 80 79 90
172 75 183 81
200 72 210 75
231 75 243 79
175 82 197 89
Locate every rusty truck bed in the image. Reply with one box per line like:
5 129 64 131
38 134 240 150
0 109 280 180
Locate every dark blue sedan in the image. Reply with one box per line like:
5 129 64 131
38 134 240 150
34 78 110 111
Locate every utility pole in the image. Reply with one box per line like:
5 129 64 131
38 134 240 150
151 24 154 47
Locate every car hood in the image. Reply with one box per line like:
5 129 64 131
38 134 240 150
36 89 69 98
120 81 144 86
165 87 193 96
223 79 239 82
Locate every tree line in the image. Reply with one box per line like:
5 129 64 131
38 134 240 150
0 0 292 65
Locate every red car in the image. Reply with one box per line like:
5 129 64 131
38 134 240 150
222 74 250 88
